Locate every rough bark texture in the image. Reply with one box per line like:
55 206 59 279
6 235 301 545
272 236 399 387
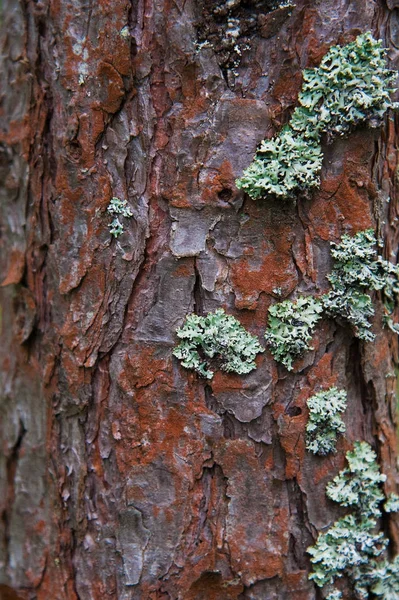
1 0 399 598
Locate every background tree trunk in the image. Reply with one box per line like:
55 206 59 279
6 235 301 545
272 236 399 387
1 0 399 598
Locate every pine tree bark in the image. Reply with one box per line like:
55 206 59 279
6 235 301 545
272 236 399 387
1 0 399 598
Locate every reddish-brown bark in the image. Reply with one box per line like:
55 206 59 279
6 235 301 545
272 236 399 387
1 0 399 598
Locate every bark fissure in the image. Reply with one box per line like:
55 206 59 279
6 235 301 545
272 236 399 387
2 420 26 572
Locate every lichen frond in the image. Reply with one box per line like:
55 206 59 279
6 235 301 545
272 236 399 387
173 308 264 379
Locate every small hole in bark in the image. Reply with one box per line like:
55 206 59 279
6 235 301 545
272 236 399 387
286 406 302 417
65 140 82 161
0 584 24 599
218 188 233 202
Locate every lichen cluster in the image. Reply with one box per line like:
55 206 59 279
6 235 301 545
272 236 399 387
236 32 397 200
173 308 264 379
308 442 399 599
323 229 399 340
264 296 323 370
292 32 396 140
306 387 347 455
264 230 399 369
107 196 133 237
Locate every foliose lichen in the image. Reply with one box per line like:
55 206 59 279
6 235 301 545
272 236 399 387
325 441 386 517
384 493 399 513
107 196 133 238
173 308 264 379
371 556 399 598
309 513 387 590
291 31 397 141
308 442 399 598
236 32 397 200
264 296 323 370
306 387 347 456
235 128 322 200
264 230 399 370
326 591 343 600
322 229 399 340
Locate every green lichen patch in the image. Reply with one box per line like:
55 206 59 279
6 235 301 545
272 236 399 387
293 32 397 141
326 591 343 600
326 441 386 518
322 288 375 341
384 493 399 513
107 196 133 238
264 296 323 370
235 127 322 200
308 514 387 589
306 387 347 456
308 442 399 598
371 556 399 598
322 229 399 340
173 308 264 379
236 32 397 201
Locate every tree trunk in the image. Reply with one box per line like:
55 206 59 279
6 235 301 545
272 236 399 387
1 0 399 598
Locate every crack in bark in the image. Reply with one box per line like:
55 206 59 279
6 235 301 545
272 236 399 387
193 257 204 316
2 420 26 573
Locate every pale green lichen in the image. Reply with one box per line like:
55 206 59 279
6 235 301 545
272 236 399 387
264 230 399 371
235 128 322 200
325 441 386 518
322 229 399 340
371 556 399 598
173 308 264 379
107 196 133 238
326 591 343 600
384 493 399 513
236 32 397 200
309 514 387 589
322 288 375 341
264 296 323 370
306 387 347 456
308 442 399 598
291 31 397 141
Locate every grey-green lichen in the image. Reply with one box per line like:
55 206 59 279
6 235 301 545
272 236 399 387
308 442 399 598
325 441 386 518
291 31 397 141
264 229 399 370
235 127 322 200
322 229 399 340
107 196 133 237
326 591 343 600
173 308 264 379
371 556 399 599
384 493 399 513
264 296 323 370
236 32 397 200
306 387 347 455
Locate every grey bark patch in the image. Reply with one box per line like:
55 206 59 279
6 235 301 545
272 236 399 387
212 364 273 423
117 509 150 586
211 98 270 174
125 462 189 583
198 411 223 438
135 256 195 342
170 208 221 257
247 409 274 444
196 249 226 292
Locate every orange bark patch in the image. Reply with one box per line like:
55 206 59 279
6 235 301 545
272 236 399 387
230 251 298 309
1 249 25 286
